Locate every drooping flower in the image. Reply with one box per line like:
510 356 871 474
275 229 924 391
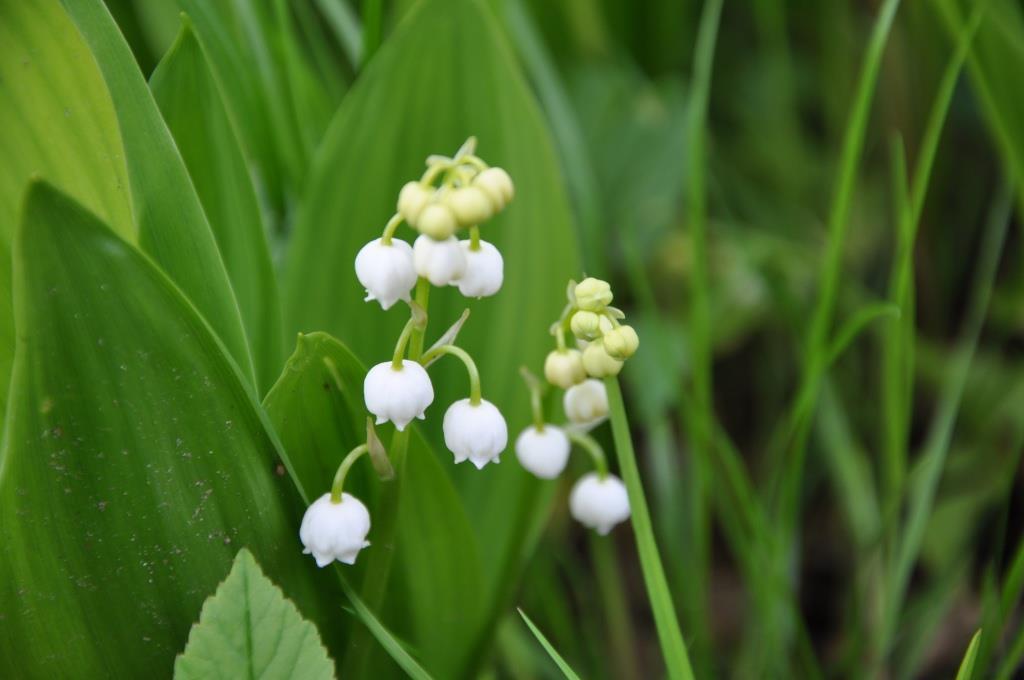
454 240 503 298
299 492 371 566
443 398 508 469
364 360 434 431
582 341 623 377
573 277 613 312
447 186 494 227
569 473 631 535
563 379 608 426
544 348 586 389
397 181 431 226
413 234 466 286
417 202 458 240
354 238 417 310
515 424 570 479
603 324 639 360
473 167 514 212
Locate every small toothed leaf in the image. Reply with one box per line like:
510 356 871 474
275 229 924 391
174 549 335 680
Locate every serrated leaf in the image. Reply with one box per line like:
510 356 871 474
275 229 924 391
150 19 284 395
174 548 335 680
0 182 340 677
281 0 578 626
58 0 256 387
262 332 484 677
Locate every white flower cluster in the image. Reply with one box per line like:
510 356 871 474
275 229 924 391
355 139 512 307
512 278 640 535
301 139 514 568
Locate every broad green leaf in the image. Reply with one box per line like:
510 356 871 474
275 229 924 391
0 0 135 431
174 548 335 680
282 0 579 611
263 332 484 677
176 0 346 228
58 0 256 387
0 182 340 677
151 20 284 394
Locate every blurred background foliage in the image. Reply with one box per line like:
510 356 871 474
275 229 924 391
3 0 1024 677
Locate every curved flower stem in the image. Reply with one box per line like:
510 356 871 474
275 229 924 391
469 226 481 251
343 277 431 677
567 431 608 479
391 314 421 369
330 444 369 503
380 213 403 245
419 344 481 405
604 376 695 680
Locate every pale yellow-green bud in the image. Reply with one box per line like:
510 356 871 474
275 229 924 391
602 325 639 360
570 311 600 339
417 202 457 240
574 277 613 312
473 167 514 212
447 186 493 227
544 349 586 389
397 181 431 225
582 342 623 378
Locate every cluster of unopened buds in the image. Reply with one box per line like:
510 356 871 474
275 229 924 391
301 138 514 568
514 277 639 534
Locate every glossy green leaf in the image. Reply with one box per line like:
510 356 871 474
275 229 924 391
0 182 339 677
0 0 135 431
150 20 284 394
175 548 335 680
57 0 256 387
175 0 346 227
955 630 983 680
282 0 579 609
262 332 485 677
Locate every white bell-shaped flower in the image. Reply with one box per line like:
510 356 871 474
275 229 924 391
354 238 417 310
364 360 434 431
569 473 631 535
515 425 570 479
413 234 466 286
563 379 608 427
454 240 503 298
443 398 508 469
299 492 371 566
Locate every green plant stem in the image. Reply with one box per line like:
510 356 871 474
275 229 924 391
681 0 723 670
419 344 482 404
343 277 431 676
604 376 694 680
330 443 369 502
567 431 608 478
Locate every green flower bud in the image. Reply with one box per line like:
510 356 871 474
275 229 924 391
447 186 493 227
574 277 613 312
473 167 514 212
602 324 639 360
570 311 613 340
544 349 586 389
417 202 457 240
582 342 623 378
397 181 431 225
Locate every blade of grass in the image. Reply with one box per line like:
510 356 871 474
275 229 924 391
882 179 1013 656
518 609 583 680
314 0 362 67
771 0 901 535
679 0 723 669
955 630 983 680
605 376 694 680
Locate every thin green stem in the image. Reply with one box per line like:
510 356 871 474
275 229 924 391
409 278 430 357
604 376 694 680
380 213 403 245
420 344 481 405
392 316 418 369
330 444 369 503
567 431 608 478
469 225 481 250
